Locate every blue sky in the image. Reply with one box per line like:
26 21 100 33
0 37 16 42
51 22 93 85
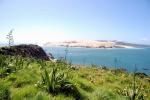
0 0 150 44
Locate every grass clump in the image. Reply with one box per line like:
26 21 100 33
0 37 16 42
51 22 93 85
90 88 115 100
33 92 52 100
0 81 10 100
10 85 38 100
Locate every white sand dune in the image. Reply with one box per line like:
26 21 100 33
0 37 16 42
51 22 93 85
44 40 134 48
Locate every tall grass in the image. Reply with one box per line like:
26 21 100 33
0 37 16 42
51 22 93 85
0 81 10 100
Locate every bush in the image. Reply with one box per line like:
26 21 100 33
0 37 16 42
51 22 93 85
0 55 26 78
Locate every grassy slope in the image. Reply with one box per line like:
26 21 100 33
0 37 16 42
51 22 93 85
0 55 150 100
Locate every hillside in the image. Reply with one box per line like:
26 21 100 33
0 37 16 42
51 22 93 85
0 44 53 60
0 45 149 100
0 55 150 100
44 40 149 48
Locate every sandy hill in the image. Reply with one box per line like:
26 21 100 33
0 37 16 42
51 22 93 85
44 40 137 48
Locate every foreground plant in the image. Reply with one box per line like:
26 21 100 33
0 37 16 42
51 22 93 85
38 67 81 99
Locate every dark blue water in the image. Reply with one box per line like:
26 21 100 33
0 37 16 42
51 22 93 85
44 47 150 74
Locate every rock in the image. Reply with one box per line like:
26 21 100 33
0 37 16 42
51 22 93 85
0 44 53 60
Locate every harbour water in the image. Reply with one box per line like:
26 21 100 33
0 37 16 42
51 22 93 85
44 46 150 75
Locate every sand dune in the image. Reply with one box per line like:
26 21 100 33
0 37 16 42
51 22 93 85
44 40 135 48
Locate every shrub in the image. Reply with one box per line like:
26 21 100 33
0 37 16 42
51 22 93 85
0 55 26 78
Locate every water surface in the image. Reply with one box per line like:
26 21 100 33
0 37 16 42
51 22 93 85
44 46 150 74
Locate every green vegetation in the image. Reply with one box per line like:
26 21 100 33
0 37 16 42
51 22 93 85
0 54 150 100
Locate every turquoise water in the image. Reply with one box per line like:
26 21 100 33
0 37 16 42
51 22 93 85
44 47 150 74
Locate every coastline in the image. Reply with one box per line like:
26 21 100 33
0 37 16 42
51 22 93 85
43 44 136 49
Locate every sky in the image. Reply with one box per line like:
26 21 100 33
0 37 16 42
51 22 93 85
0 0 150 45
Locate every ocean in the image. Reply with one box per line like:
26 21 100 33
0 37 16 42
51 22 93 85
43 46 150 75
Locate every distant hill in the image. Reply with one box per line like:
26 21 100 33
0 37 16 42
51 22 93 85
114 41 150 48
44 40 150 48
